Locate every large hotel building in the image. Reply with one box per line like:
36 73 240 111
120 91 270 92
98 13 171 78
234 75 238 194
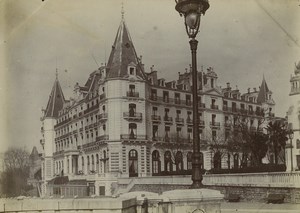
40 17 276 197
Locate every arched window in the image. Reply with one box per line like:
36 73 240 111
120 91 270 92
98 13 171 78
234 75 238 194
96 154 99 173
234 153 239 169
200 152 204 169
227 153 231 169
87 156 90 171
129 123 137 139
129 149 138 177
129 104 136 117
164 151 173 172
270 154 274 164
103 150 107 173
91 155 95 171
152 150 160 175
187 152 192 170
82 156 85 173
175 151 183 171
213 151 221 169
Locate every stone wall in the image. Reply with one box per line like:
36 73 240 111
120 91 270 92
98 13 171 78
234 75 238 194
129 184 300 203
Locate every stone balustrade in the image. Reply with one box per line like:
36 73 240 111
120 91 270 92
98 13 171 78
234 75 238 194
203 172 300 188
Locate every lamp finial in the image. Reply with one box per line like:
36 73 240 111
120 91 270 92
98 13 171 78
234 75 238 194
121 2 125 19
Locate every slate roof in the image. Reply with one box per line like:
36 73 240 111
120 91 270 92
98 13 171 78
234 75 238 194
106 18 146 80
44 76 65 118
257 76 271 104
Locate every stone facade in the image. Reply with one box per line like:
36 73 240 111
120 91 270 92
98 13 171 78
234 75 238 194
40 16 278 197
286 61 300 171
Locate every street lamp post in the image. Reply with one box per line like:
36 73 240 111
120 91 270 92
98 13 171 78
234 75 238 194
175 0 209 188
288 129 294 171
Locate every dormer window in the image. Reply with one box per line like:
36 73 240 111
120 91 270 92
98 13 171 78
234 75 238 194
128 64 136 76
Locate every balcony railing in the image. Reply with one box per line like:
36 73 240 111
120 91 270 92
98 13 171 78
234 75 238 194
174 99 181 105
210 122 221 127
210 105 219 110
151 115 161 122
250 126 257 132
186 100 192 106
96 135 109 141
164 116 173 123
98 113 108 121
84 103 99 114
199 103 205 108
186 118 193 124
150 95 157 101
127 91 139 98
224 122 231 128
99 93 106 100
240 109 247 115
54 118 71 128
199 120 205 126
123 112 142 121
232 108 239 113
175 117 184 124
248 110 254 115
223 106 229 111
120 134 147 140
268 112 275 117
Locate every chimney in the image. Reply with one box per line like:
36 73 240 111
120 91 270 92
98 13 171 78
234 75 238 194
226 82 230 88
248 88 250 93
253 87 257 92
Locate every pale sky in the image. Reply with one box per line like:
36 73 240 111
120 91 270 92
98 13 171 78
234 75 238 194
0 0 299 153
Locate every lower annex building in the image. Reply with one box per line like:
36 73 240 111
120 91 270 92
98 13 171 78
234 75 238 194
40 17 277 197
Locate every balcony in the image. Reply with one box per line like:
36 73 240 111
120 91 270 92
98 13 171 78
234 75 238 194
210 122 220 128
96 135 109 141
224 122 231 129
54 118 71 128
232 108 239 113
186 118 193 124
175 117 184 125
120 134 147 140
174 99 181 105
84 103 99 115
250 126 257 132
210 105 219 110
99 93 106 100
150 95 157 101
79 127 83 132
240 109 247 115
199 120 205 127
127 91 139 98
164 116 173 124
123 112 142 121
248 110 254 115
98 113 108 121
186 100 192 106
223 106 229 111
151 115 161 122
199 103 205 108
256 110 264 117
163 97 169 103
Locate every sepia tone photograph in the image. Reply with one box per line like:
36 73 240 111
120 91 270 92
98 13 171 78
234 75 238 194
0 0 300 212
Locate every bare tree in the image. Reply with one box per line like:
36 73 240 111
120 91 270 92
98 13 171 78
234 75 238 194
1 147 30 197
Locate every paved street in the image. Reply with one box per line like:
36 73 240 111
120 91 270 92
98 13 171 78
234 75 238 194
221 201 300 212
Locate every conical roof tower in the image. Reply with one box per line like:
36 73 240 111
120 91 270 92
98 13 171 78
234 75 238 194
106 16 146 80
44 72 65 118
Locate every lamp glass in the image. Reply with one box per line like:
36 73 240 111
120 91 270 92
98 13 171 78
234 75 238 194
289 130 294 139
185 11 199 29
